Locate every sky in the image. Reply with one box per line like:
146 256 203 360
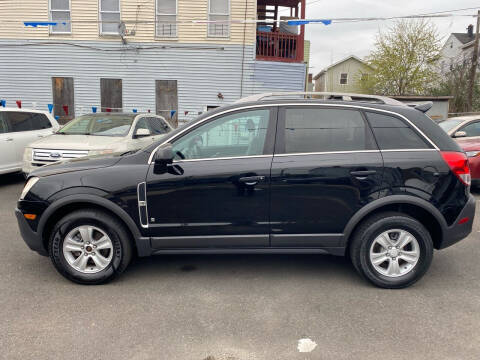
297 0 480 76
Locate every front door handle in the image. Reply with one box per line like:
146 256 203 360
350 170 376 179
239 175 265 186
5 138 13 142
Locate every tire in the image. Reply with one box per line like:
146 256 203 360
349 212 433 289
48 209 133 285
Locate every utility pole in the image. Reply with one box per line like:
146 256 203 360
467 10 480 112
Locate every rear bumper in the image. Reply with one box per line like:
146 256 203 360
438 194 476 249
15 208 48 256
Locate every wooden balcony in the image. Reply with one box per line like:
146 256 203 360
256 31 302 63
255 0 305 63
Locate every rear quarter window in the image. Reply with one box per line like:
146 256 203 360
365 112 431 150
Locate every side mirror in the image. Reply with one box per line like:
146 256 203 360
153 144 173 174
135 128 151 138
454 131 467 138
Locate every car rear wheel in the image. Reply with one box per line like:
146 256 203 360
49 209 132 284
350 212 433 289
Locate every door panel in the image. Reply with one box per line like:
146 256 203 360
52 77 75 124
270 106 384 247
145 107 277 248
270 152 384 243
146 157 272 247
100 78 122 112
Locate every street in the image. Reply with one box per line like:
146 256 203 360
1 173 480 360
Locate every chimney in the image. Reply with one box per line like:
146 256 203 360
468 24 474 38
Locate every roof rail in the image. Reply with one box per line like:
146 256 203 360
235 92 406 106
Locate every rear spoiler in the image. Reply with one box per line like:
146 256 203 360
406 101 433 113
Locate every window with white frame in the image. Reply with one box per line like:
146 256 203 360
208 0 229 37
156 0 177 38
50 0 71 34
340 73 348 85
100 0 121 35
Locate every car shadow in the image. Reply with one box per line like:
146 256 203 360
0 172 25 186
122 253 362 286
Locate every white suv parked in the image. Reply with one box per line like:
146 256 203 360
0 108 59 175
23 112 173 174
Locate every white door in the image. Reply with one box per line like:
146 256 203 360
4 111 55 170
0 114 16 174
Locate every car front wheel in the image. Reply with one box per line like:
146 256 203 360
350 212 433 289
49 209 132 284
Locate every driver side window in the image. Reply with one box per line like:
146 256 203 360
172 109 270 160
461 121 480 137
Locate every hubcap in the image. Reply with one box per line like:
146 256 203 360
369 229 420 278
62 225 114 274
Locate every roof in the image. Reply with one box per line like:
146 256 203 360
452 33 475 45
0 107 52 115
313 55 371 80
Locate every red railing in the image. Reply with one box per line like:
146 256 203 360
256 31 303 63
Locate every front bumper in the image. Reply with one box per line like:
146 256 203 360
15 208 48 256
438 194 476 249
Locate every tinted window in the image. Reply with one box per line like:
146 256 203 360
460 121 480 137
283 108 375 153
148 117 170 135
366 112 430 150
172 109 270 160
2 111 51 132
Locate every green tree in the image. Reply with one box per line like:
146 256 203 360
431 60 480 113
360 19 442 95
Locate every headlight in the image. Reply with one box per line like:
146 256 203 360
23 147 32 162
20 177 39 200
89 149 114 156
466 151 480 158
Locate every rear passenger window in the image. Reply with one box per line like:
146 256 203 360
366 112 431 150
4 112 52 132
283 108 376 153
29 113 52 130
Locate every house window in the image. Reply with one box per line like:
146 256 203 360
50 0 71 34
100 0 121 35
340 73 348 85
156 0 177 37
208 0 229 37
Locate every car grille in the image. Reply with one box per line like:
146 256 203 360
32 149 89 165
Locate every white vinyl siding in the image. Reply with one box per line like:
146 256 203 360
99 0 121 35
50 0 71 34
156 0 177 38
208 0 229 38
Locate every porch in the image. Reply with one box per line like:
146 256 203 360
256 0 306 63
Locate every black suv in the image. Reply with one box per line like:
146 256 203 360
16 93 475 288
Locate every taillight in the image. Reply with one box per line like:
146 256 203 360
441 151 471 186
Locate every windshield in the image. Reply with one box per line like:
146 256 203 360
438 119 464 133
58 114 136 137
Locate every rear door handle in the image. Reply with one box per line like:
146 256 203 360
239 175 265 186
350 170 376 178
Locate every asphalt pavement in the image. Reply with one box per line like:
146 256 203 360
1 173 480 360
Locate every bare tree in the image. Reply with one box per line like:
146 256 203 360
360 19 442 95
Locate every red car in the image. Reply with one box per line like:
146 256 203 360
456 138 480 186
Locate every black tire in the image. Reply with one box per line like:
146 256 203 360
48 209 133 285
349 212 433 289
